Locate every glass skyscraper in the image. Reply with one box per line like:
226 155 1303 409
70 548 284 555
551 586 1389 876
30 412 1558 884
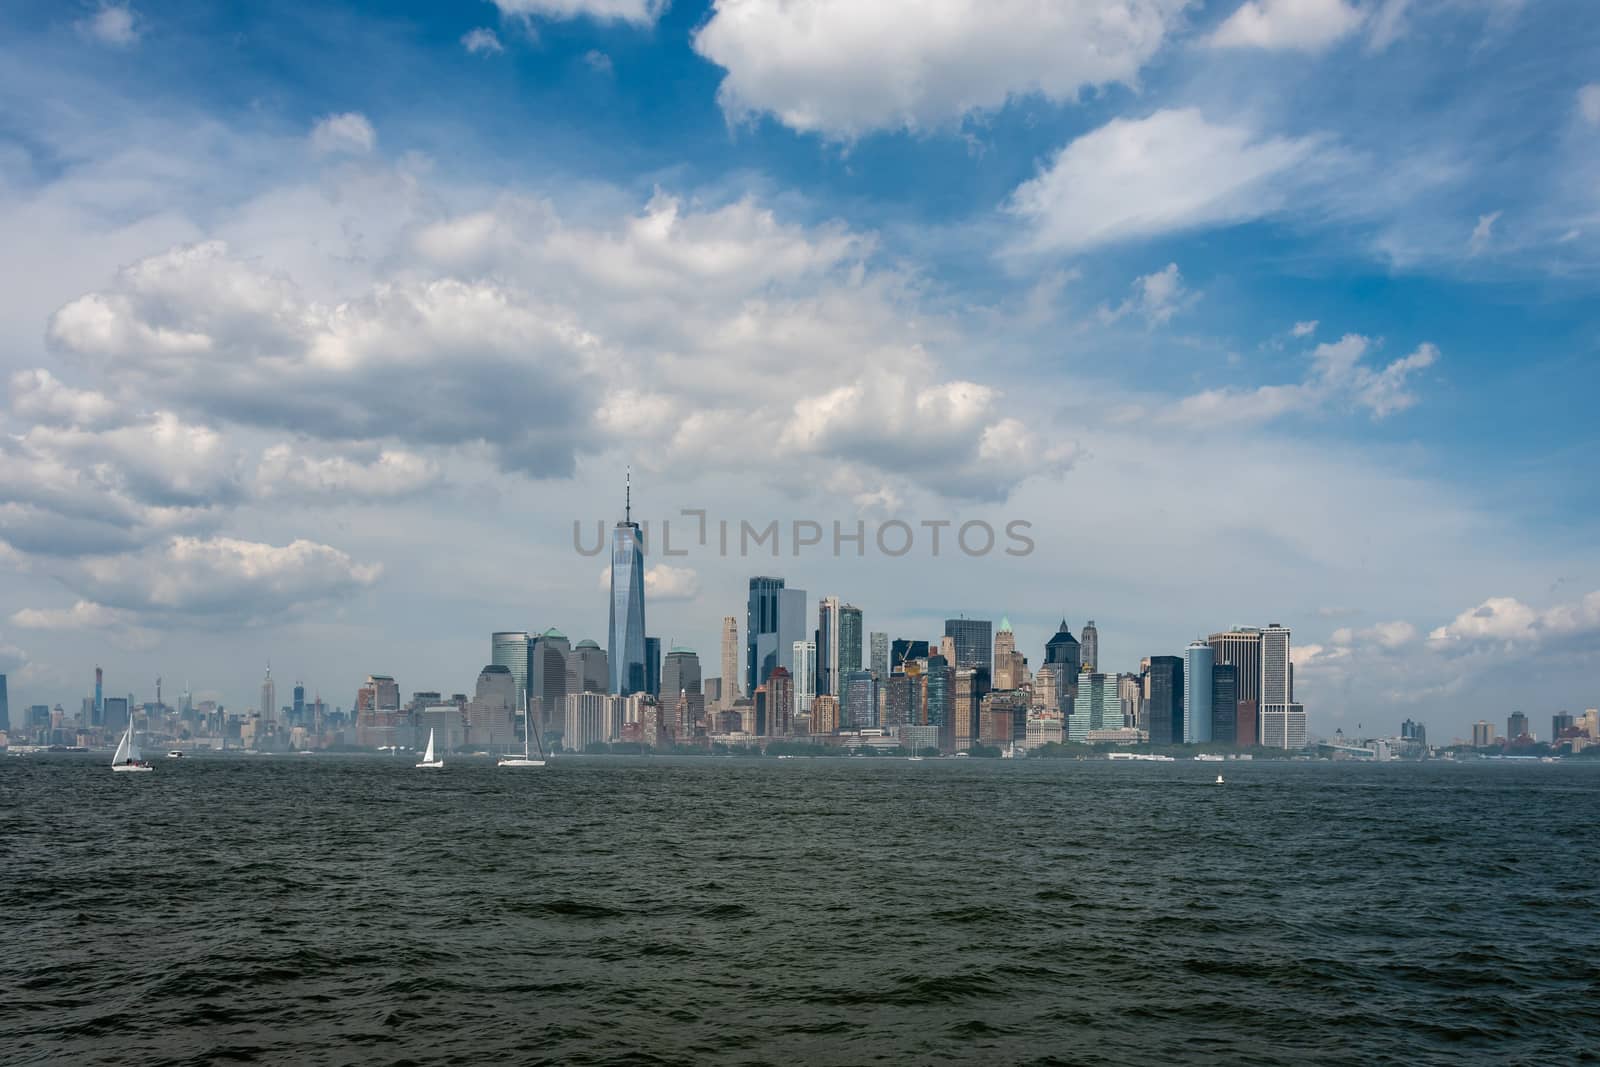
608 479 647 696
943 618 993 673
746 577 785 694
491 631 532 699
1182 641 1214 744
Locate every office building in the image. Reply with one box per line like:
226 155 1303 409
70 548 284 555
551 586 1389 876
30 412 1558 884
993 618 1025 689
531 629 571 734
811 694 839 736
608 476 648 695
747 577 785 693
953 667 989 750
0 673 7 733
1551 713 1574 741
890 639 930 671
839 604 863 677
1507 711 1530 742
565 691 617 751
766 667 794 738
842 669 877 730
644 636 662 697
1472 720 1495 748
869 631 889 681
260 666 276 726
1211 664 1238 746
1080 620 1100 672
943 618 993 673
1207 628 1262 735
1257 624 1304 750
777 588 807 675
571 639 609 694
792 639 815 719
925 653 952 749
818 596 841 697
661 647 702 705
465 664 517 749
720 616 741 705
1182 641 1214 744
491 631 532 698
1145 656 1183 746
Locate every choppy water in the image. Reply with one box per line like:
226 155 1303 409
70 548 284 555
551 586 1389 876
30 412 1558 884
3 755 1598 1065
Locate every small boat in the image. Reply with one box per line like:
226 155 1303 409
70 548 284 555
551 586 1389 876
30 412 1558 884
111 721 153 772
906 755 924 762
166 750 185 759
1215 774 1225 785
498 691 546 768
415 728 444 769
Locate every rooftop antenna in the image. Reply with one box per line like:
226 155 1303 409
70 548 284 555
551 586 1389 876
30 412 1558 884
625 465 632 524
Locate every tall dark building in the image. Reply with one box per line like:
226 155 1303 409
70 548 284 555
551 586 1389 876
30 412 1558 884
1044 621 1081 675
1403 718 1429 745
1145 656 1183 746
1550 713 1573 741
747 577 785 694
1210 664 1238 746
943 618 993 673
925 654 952 748
1507 711 1530 742
292 682 306 726
890 639 929 671
644 636 662 698
0 673 8 733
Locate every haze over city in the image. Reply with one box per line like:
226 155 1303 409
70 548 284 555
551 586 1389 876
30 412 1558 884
3 0 1599 745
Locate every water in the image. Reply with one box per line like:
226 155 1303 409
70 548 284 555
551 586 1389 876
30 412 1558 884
3 755 1598 1065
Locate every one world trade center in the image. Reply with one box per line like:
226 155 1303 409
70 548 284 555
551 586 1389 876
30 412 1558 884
608 472 648 695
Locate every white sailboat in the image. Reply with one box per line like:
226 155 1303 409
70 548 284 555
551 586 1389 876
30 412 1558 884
111 719 152 773
1215 774 1225 785
415 728 443 769
498 691 545 768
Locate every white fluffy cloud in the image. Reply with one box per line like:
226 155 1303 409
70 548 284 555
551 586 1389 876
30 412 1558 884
600 563 702 602
694 0 1189 139
1468 210 1501 255
76 3 141 47
1099 263 1192 325
1207 0 1364 51
9 369 120 427
1428 591 1600 648
254 444 442 500
11 599 140 631
461 28 504 55
1291 320 1319 337
1163 334 1439 426
1008 109 1322 255
309 113 377 155
491 0 665 23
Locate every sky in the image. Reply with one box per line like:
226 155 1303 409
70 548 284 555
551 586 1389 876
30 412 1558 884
1 0 1598 741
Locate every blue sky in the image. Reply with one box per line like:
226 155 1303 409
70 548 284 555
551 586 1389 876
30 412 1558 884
1 0 1598 740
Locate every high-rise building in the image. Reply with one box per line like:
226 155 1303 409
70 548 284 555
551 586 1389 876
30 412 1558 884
817 596 841 697
943 618 993 673
292 682 306 726
890 639 930 671
1044 621 1082 698
777 588 807 676
842 669 876 730
1118 673 1142 732
465 665 517 749
260 665 276 726
1145 656 1183 746
766 667 793 738
564 691 617 751
925 653 952 750
869 631 889 681
1183 642 1214 744
643 636 662 697
1507 711 1530 742
839 604 863 676
1080 620 1100 673
0 673 7 733
811 694 839 735
1207 628 1262 736
1472 720 1495 748
661 646 702 704
884 673 914 730
747 577 785 693
94 666 103 727
720 616 741 706
1210 664 1238 746
1257 624 1304 750
792 639 815 719
1551 712 1574 741
491 631 533 699
570 640 610 694
993 617 1023 689
531 629 571 735
608 474 648 695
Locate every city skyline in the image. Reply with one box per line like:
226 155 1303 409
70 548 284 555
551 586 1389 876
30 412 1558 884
2 1 1598 743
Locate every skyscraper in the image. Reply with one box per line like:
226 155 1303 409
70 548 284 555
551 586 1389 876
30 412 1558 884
925 653 952 750
839 605 863 677
531 629 571 734
720 616 741 706
869 631 889 679
747 577 785 693
1508 711 1530 742
0 673 7 733
944 618 993 672
1258 624 1305 749
260 665 277 726
1145 656 1183 746
491 631 533 699
890 639 930 671
1211 664 1238 746
94 666 103 728
292 681 305 726
1208 628 1261 743
777 587 807 676
465 664 517 749
993 617 1026 689
608 474 648 696
1182 642 1214 744
842 669 877 730
792 639 815 719
661 646 702 702
1080 620 1100 672
571 640 609 693
644 636 662 697
766 667 793 738
817 596 841 697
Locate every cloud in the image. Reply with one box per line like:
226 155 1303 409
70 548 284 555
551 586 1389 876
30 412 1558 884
1468 210 1501 255
584 50 614 76
65 536 381 624
309 113 377 156
1207 0 1364 51
1099 263 1192 325
254 444 442 500
1007 109 1323 255
1291 320 1318 337
1428 590 1600 648
9 369 120 427
693 0 1189 139
1331 620 1418 649
491 0 665 24
1164 334 1439 426
1581 84 1600 126
461 28 504 55
76 3 141 47
11 599 140 631
595 563 701 602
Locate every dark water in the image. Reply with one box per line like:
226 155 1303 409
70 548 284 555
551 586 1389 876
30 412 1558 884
4 755 1598 1065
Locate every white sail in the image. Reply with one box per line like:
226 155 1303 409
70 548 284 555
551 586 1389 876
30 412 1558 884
127 724 142 762
422 729 435 764
112 724 131 766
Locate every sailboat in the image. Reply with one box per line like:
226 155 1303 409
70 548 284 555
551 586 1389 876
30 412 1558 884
111 719 153 772
415 728 443 769
1215 774 1225 785
498 691 546 768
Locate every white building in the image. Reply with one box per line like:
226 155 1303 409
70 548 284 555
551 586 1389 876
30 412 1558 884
792 638 816 720
564 692 618 751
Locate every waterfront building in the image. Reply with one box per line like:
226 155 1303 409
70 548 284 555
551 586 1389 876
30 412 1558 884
901 723 939 755
811 694 840 735
842 669 877 730
1145 656 1183 746
1508 711 1531 742
792 639 815 719
1070 671 1120 742
491 631 532 699
979 690 1028 746
608 475 648 696
1182 642 1214 744
944 618 992 673
417 704 466 753
1080 620 1100 672
720 616 741 706
354 674 403 749
1472 720 1495 748
565 691 617 751
0 673 7 733
1024 709 1064 750
1258 624 1304 750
